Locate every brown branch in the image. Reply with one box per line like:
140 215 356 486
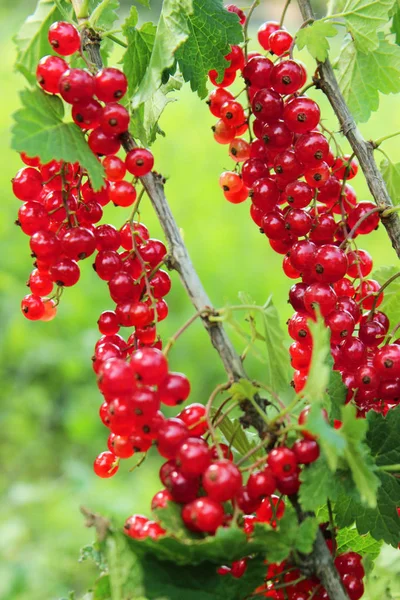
297 0 400 259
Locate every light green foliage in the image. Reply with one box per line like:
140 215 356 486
380 157 400 204
334 0 397 52
336 34 400 122
11 89 104 190
296 21 338 61
373 265 400 327
302 315 331 404
336 527 382 560
261 299 293 394
88 0 120 64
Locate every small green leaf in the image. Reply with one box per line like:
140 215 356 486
305 404 346 471
299 455 357 511
392 2 400 44
335 0 397 52
122 8 157 98
335 527 382 560
12 89 104 190
295 518 319 554
174 0 243 98
14 0 70 84
131 0 192 110
373 265 400 328
327 368 347 420
336 34 400 123
302 315 331 404
296 21 338 61
261 300 292 394
380 158 400 205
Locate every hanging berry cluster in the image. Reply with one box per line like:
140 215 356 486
208 14 400 418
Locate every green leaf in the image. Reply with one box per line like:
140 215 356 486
335 405 400 546
122 8 157 98
327 369 347 420
14 0 70 84
392 2 400 44
261 300 292 394
299 455 358 511
12 89 104 190
302 315 331 404
296 21 338 61
131 0 192 110
335 527 382 560
306 404 346 471
174 0 243 98
336 34 400 123
373 265 400 328
380 158 400 205
334 0 397 52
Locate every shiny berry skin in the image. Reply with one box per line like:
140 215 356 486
94 67 128 102
220 100 245 127
288 282 308 312
285 180 313 208
98 310 120 335
229 138 250 163
284 97 320 134
124 514 148 539
313 244 348 283
72 98 102 130
36 55 68 93
158 372 191 406
247 468 276 499
59 68 94 103
50 259 80 286
326 309 355 343
332 154 359 180
269 29 293 55
61 226 97 260
305 161 330 188
340 336 367 368
21 294 45 320
151 489 172 510
226 3 246 24
276 471 301 495
207 88 234 117
295 132 330 167
262 212 286 240
109 181 137 207
335 552 365 579
257 21 280 51
274 149 304 182
178 403 207 436
348 201 379 235
48 21 80 55
182 498 224 533
304 283 337 317
288 312 312 344
256 495 285 525
359 319 385 347
130 347 168 385
212 119 236 144
355 365 379 392
176 437 211 476
268 447 298 478
88 127 121 156
292 439 320 464
342 575 364 600
29 269 53 297
103 155 126 181
12 167 43 201
202 459 242 502
251 177 279 211
93 451 118 478
17 201 49 235
373 344 400 379
252 88 283 122
242 56 274 89
231 559 247 579
219 171 243 193
157 418 190 459
290 239 317 272
242 158 269 187
285 208 312 236
271 60 304 95
125 148 154 176
347 249 373 278
100 103 130 135
262 120 293 151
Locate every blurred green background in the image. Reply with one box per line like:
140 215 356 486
1 1 399 598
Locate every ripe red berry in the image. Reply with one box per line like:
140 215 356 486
242 56 274 89
59 68 94 103
88 127 121 156
93 451 118 478
208 68 236 87
48 21 80 56
269 30 293 56
158 372 191 406
103 155 126 181
257 21 280 51
271 60 304 95
109 181 137 207
94 68 128 102
182 498 224 533
178 403 207 437
157 417 190 459
125 148 154 176
207 88 234 117
12 167 43 201
292 439 320 464
247 467 276 499
252 88 283 122
202 459 242 502
100 103 130 135
36 55 68 93
267 446 298 478
303 282 337 317
21 294 45 320
50 258 80 286
176 437 211 476
283 97 320 134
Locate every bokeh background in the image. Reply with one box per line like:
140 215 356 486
1 0 399 598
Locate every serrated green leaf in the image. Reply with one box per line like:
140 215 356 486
336 34 400 123
12 89 104 190
122 8 157 98
302 315 331 404
105 531 144 599
261 300 292 394
131 0 192 110
299 455 358 511
372 265 400 328
296 21 338 61
336 527 382 560
174 0 243 98
380 158 400 205
334 0 397 52
335 406 400 546
14 0 70 84
295 518 319 554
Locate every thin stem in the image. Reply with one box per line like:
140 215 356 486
71 0 90 21
377 464 400 472
368 271 400 316
243 0 260 61
102 32 128 48
280 0 292 27
373 130 400 147
339 207 382 249
163 308 213 356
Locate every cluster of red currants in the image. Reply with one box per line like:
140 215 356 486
14 20 154 323
252 548 365 600
208 15 399 416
